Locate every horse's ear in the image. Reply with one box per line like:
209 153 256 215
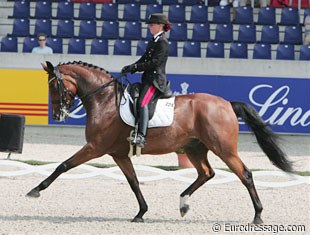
41 62 48 72
46 61 54 72
42 61 55 74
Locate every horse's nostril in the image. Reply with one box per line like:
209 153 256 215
53 113 59 120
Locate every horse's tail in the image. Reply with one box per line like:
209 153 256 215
230 101 293 173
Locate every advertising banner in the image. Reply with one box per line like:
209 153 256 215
48 73 310 135
0 69 48 125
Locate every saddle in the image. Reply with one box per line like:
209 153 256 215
119 83 175 128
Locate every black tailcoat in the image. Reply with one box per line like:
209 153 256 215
134 32 169 93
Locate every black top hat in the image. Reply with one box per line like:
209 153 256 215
147 13 170 24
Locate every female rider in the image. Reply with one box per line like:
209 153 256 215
122 13 172 148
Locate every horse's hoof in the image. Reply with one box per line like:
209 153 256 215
26 189 40 198
252 217 263 224
131 216 144 223
180 204 190 217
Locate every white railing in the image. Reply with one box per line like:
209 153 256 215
0 160 309 188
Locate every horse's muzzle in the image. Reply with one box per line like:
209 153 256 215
53 108 69 122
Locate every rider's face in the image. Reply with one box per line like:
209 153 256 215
149 23 164 35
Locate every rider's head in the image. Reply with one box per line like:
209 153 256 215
37 33 48 48
147 13 171 34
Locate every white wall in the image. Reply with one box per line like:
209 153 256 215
0 53 309 79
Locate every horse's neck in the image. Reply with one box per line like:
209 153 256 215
75 72 116 115
73 68 111 96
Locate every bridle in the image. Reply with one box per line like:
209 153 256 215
48 66 127 121
48 66 77 121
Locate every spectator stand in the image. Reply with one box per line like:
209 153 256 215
0 0 308 60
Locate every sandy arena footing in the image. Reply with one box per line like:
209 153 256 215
0 125 309 234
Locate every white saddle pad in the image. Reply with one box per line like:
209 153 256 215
119 90 175 128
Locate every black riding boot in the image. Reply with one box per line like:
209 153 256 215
136 106 149 148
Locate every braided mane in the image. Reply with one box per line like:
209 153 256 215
58 61 112 75
57 60 124 96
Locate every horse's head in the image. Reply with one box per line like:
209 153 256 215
42 61 77 122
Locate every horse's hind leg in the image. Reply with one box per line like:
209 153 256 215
27 143 101 198
179 140 215 217
220 153 263 224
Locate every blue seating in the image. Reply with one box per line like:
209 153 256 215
260 25 279 44
299 45 310 60
191 23 210 42
257 7 276 25
253 43 271 60
75 3 96 20
123 21 142 40
162 0 179 5
0 36 18 52
122 3 141 21
282 26 302 44
33 19 52 37
78 20 97 39
183 41 201 57
68 38 86 54
100 21 119 39
212 6 230 24
9 18 29 37
46 37 63 54
114 39 131 55
23 37 38 53
168 5 186 23
206 42 224 58
279 7 300 25
230 42 248 59
234 6 253 24
90 39 108 55
9 1 30 19
214 23 233 42
183 0 201 5
136 40 149 56
189 5 208 23
55 1 74 20
304 8 310 18
55 20 74 38
140 0 158 4
276 44 295 60
33 1 51 19
118 0 135 3
169 23 187 41
237 24 256 43
168 41 178 56
145 4 163 21
98 3 118 21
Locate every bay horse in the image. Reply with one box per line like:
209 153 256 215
27 61 293 224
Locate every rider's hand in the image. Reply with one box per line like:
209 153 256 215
122 64 137 74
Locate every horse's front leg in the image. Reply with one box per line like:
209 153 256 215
27 143 101 198
112 156 148 222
